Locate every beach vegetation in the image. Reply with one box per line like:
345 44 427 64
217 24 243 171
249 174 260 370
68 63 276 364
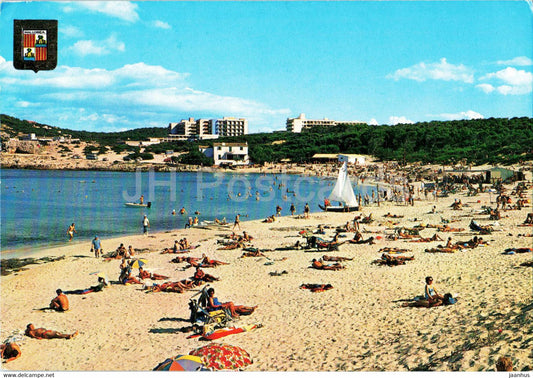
124 152 154 161
177 149 214 166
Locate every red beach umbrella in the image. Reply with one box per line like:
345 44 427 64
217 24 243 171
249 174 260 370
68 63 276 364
189 343 252 371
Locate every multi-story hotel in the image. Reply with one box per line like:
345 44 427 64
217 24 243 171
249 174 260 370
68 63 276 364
215 117 248 137
167 117 248 140
286 113 364 133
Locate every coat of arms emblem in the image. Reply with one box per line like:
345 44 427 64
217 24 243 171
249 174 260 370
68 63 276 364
14 19 57 72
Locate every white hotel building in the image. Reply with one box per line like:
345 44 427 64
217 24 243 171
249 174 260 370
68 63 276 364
167 117 248 141
286 113 364 133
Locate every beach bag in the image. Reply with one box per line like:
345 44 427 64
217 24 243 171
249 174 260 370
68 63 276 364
443 293 457 305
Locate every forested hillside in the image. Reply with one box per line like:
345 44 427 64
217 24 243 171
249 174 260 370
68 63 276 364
2 114 532 165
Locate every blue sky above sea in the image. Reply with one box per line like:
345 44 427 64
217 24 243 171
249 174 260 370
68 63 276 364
0 1 532 133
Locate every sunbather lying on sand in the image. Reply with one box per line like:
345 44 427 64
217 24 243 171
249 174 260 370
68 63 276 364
138 267 169 280
384 212 404 218
454 236 487 249
322 255 353 261
503 247 533 254
408 233 443 242
469 219 493 233
207 288 257 317
240 249 268 258
275 241 303 251
372 254 414 266
437 225 465 232
1 342 21 362
379 247 411 253
25 324 78 340
200 254 229 267
65 277 108 295
300 283 333 292
311 258 345 270
217 241 245 250
425 247 456 253
170 256 199 264
149 279 196 293
193 267 219 283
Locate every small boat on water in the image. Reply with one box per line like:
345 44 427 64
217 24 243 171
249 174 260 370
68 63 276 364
318 162 359 212
125 201 151 208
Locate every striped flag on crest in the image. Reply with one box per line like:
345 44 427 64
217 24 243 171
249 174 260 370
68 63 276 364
36 47 47 61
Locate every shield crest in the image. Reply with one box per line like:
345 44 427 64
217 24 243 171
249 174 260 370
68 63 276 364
14 20 57 72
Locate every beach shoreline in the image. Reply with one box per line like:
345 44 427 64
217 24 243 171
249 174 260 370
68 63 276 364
1 170 532 371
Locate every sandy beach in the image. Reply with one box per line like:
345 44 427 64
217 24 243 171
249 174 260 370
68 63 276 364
1 172 532 372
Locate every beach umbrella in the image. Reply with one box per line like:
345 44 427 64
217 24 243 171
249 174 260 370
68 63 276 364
130 259 147 269
189 343 252 371
153 355 205 371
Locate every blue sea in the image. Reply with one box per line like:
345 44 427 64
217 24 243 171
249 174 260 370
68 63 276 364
1 169 370 256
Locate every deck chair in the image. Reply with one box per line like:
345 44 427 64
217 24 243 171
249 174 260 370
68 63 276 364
188 285 231 332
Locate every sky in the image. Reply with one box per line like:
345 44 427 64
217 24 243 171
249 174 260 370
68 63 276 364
0 1 532 133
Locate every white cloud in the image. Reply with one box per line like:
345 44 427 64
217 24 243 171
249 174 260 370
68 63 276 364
61 25 84 38
476 83 495 94
478 67 532 95
482 67 532 87
389 116 414 125
73 2 140 22
388 58 474 83
68 34 125 56
0 55 288 131
153 20 171 30
369 118 379 126
496 56 533 66
438 110 484 121
16 101 32 108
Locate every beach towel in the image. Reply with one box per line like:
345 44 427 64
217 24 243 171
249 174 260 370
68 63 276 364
195 324 261 341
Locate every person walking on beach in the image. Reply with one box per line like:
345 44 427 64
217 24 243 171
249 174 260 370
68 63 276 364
91 236 102 258
276 205 282 216
304 203 310 218
25 324 78 340
290 203 296 216
233 214 241 230
67 223 77 241
49 289 69 312
142 215 150 235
